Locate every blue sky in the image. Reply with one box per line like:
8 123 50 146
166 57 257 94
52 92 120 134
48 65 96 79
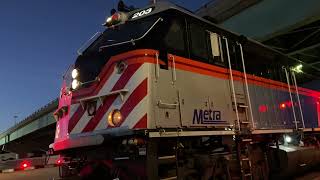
0 0 210 132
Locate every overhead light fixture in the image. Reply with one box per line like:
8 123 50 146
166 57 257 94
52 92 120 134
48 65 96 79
292 64 303 73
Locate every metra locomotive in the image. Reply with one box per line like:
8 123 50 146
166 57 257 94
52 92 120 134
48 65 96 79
51 2 320 179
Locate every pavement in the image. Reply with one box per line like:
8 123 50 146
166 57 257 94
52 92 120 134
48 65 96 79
0 165 319 180
0 167 60 180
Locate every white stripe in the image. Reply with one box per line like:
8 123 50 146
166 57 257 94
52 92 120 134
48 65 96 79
71 68 120 134
94 64 149 130
122 96 148 128
69 104 80 117
98 67 121 95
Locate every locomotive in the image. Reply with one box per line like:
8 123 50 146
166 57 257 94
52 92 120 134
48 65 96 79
51 2 320 179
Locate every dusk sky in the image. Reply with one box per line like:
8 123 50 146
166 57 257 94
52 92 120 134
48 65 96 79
0 0 210 132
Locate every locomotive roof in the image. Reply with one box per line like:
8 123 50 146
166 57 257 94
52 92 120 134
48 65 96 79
126 2 301 66
128 1 286 56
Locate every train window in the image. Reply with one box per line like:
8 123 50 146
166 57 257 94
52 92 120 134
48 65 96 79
189 21 209 63
207 31 225 65
188 19 226 66
226 40 242 71
164 18 186 55
209 32 220 57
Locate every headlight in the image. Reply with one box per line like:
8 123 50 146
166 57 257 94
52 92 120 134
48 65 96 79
72 79 80 89
285 136 292 143
108 109 122 127
71 69 79 79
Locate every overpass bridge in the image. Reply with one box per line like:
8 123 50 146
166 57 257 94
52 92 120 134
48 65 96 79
1 0 320 156
0 100 57 157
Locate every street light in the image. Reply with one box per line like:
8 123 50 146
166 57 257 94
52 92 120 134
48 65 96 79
13 115 18 125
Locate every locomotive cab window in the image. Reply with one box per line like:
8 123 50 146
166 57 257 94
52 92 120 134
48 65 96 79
207 31 224 65
163 18 186 55
188 19 224 66
189 20 209 63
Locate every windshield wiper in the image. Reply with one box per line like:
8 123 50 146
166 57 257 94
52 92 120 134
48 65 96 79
99 17 163 51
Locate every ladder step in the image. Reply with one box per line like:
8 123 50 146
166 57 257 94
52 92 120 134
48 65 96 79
238 105 248 108
242 139 252 142
241 158 249 161
158 155 176 165
160 176 177 180
241 121 250 124
158 155 176 160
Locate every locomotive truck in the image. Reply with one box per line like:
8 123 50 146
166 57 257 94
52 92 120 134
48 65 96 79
50 2 320 179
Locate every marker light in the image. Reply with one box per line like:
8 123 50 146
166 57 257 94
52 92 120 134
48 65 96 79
259 105 268 113
56 158 63 166
106 17 112 24
108 109 123 127
20 161 30 169
72 79 80 90
71 69 79 79
285 136 292 143
292 64 303 73
103 12 127 27
280 103 286 109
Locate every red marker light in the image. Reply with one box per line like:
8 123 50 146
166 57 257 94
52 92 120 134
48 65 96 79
280 103 286 109
259 105 268 113
56 158 63 166
20 161 30 169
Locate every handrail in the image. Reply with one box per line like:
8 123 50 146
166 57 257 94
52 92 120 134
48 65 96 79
223 36 240 131
283 67 298 130
155 53 160 80
237 42 255 130
170 55 177 83
99 17 163 50
77 32 102 55
291 71 305 129
79 89 129 109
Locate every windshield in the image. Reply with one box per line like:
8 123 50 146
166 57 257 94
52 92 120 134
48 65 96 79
74 16 160 87
86 16 159 53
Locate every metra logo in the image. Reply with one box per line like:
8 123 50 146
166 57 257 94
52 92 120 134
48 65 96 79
193 109 226 124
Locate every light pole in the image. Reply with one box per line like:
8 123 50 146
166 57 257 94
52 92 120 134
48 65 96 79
13 115 18 125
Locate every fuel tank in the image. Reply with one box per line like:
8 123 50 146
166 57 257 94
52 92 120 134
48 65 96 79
268 145 320 178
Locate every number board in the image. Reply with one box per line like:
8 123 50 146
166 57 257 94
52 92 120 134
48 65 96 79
131 7 154 19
